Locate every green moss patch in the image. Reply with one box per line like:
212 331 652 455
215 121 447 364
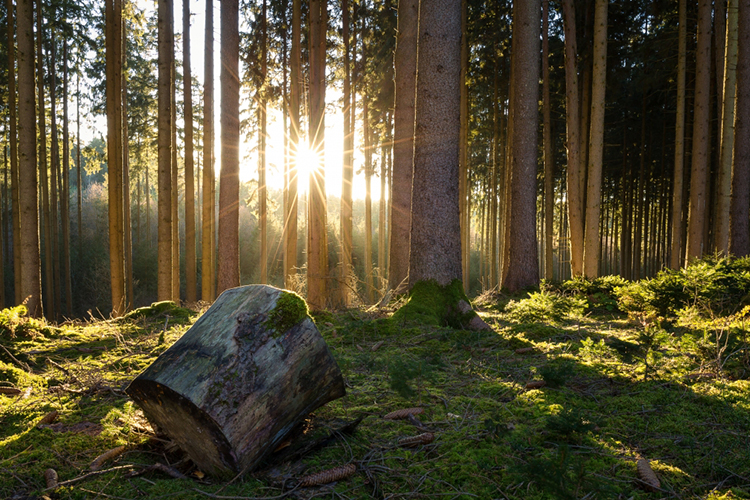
119 301 195 323
264 291 310 333
392 279 476 328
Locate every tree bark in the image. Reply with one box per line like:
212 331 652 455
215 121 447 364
389 0 417 292
562 0 583 276
37 0 53 319
364 96 373 303
686 0 712 262
62 36 72 316
218 0 240 293
582 0 607 278
202 0 215 301
459 0 469 291
18 0 42 317
409 0 462 288
501 0 541 292
729 0 750 255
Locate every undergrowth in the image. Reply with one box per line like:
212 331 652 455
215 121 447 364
1 259 749 499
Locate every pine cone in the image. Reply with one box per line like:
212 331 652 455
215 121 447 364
300 463 356 487
525 380 546 389
398 432 435 447
37 410 59 427
636 457 660 491
44 468 58 489
383 407 424 420
90 445 127 471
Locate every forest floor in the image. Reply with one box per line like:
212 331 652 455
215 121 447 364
1 291 749 500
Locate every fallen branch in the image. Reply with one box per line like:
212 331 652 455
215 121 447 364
1 344 31 372
43 464 136 491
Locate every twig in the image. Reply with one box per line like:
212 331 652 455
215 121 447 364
1 344 31 372
44 464 136 491
46 357 83 385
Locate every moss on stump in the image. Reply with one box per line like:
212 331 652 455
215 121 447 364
392 280 491 331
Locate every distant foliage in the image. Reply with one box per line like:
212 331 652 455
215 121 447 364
616 256 750 320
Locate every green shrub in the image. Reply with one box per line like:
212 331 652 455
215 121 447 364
616 256 750 319
505 290 586 323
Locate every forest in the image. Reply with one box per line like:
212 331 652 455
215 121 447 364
1 0 750 498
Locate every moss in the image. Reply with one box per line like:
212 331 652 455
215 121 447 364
391 279 476 329
264 291 310 333
120 301 195 323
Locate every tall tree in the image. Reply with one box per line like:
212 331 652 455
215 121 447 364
340 0 353 304
217 0 240 293
157 0 173 301
409 0 462 288
542 0 553 280
459 0 469 291
17 0 42 316
501 0 541 292
729 0 750 255
715 0 739 253
258 0 268 284
201 0 215 301
62 36 72 316
389 0 417 291
106 0 126 315
561 0 583 276
582 0 607 278
670 0 687 268
38 0 53 318
686 0 712 262
284 0 300 290
306 0 328 310
7 0 21 305
183 0 196 302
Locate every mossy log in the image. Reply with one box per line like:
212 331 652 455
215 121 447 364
126 285 345 477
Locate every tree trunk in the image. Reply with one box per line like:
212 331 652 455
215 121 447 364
202 0 215 301
7 0 21 305
184 0 196 302
37 1 53 319
106 0 125 315
218 0 240 293
409 0 462 288
171 40 180 302
76 71 83 266
284 0 300 291
157 0 173 301
729 0 750 255
542 0 554 281
62 36 72 316
126 285 345 478
364 96 373 303
122 14 133 312
670 0 687 268
49 33 61 319
715 0 739 254
306 0 328 310
339 0 353 305
378 147 386 293
389 0 417 292
686 0 712 262
582 0 607 278
562 0 583 276
259 0 268 285
18 0 42 317
501 0 541 292
459 0 469 292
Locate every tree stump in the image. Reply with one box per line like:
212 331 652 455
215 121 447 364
126 285 345 477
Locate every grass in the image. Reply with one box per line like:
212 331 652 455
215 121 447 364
1 293 749 500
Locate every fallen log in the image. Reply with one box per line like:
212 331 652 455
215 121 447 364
126 285 345 478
